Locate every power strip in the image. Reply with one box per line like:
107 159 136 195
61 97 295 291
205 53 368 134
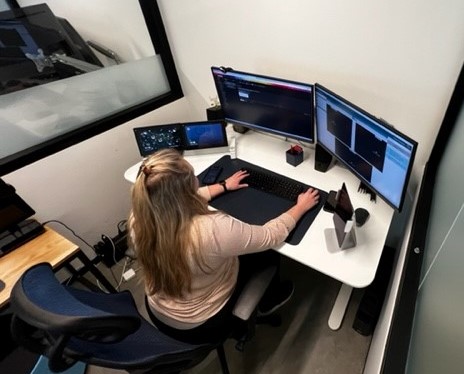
123 268 136 281
94 231 128 267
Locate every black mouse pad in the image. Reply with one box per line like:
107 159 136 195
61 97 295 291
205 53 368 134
197 156 328 245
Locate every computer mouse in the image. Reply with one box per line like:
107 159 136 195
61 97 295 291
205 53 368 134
355 208 370 227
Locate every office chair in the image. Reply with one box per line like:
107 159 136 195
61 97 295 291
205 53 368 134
9 262 277 373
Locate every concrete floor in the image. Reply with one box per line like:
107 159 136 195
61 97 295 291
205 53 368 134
87 255 372 374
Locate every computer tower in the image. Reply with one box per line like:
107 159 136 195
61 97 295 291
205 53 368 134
353 246 395 336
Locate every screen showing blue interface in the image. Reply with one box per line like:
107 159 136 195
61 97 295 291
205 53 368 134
133 121 227 157
315 84 417 211
183 121 227 149
212 67 314 143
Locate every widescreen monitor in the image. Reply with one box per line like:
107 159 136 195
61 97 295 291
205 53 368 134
211 66 314 143
315 83 417 211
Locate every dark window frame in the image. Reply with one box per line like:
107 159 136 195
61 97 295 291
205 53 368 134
382 62 464 373
0 0 183 176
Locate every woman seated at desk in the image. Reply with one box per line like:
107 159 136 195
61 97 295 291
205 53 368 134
128 149 319 344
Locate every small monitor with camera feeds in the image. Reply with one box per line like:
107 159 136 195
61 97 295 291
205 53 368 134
133 124 183 157
133 121 228 157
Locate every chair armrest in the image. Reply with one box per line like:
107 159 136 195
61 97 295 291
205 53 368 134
232 266 276 321
10 263 140 343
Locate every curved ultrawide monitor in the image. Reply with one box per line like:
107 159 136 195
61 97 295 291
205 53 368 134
315 83 417 211
211 66 314 143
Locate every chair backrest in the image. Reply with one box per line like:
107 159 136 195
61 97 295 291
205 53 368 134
9 262 218 373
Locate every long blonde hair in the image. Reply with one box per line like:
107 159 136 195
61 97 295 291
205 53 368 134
129 149 212 297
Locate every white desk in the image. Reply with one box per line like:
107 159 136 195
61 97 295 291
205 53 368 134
125 128 394 330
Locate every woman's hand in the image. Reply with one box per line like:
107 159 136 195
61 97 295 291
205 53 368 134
205 170 249 199
286 188 320 222
224 170 249 191
296 188 320 212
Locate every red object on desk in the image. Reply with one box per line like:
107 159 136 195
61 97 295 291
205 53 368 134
289 145 303 154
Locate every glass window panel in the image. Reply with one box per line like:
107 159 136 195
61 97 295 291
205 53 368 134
0 0 182 175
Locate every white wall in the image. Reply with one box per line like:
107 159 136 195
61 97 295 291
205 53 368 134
158 0 464 185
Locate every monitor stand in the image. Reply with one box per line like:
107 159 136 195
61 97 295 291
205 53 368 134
324 225 357 253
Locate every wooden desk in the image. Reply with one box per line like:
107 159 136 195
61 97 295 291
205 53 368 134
0 227 115 309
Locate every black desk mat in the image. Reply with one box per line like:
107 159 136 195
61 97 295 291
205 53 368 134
197 156 328 245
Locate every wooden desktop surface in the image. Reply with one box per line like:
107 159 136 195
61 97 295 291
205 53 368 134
0 227 79 308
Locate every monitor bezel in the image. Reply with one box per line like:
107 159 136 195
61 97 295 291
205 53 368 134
211 66 315 144
181 120 228 150
315 83 418 212
0 179 36 233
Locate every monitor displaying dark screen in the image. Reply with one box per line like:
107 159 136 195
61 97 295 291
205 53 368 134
133 124 182 157
315 83 418 211
211 66 314 143
182 121 228 150
0 179 35 233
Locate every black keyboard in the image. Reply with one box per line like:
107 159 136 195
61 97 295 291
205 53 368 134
0 219 45 257
242 166 309 202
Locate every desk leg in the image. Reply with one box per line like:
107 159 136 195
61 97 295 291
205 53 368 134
328 283 353 330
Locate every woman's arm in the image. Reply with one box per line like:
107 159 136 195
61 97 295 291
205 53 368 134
207 188 320 256
200 170 249 201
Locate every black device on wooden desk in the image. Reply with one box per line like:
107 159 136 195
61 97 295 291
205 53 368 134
0 219 45 257
0 179 44 257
